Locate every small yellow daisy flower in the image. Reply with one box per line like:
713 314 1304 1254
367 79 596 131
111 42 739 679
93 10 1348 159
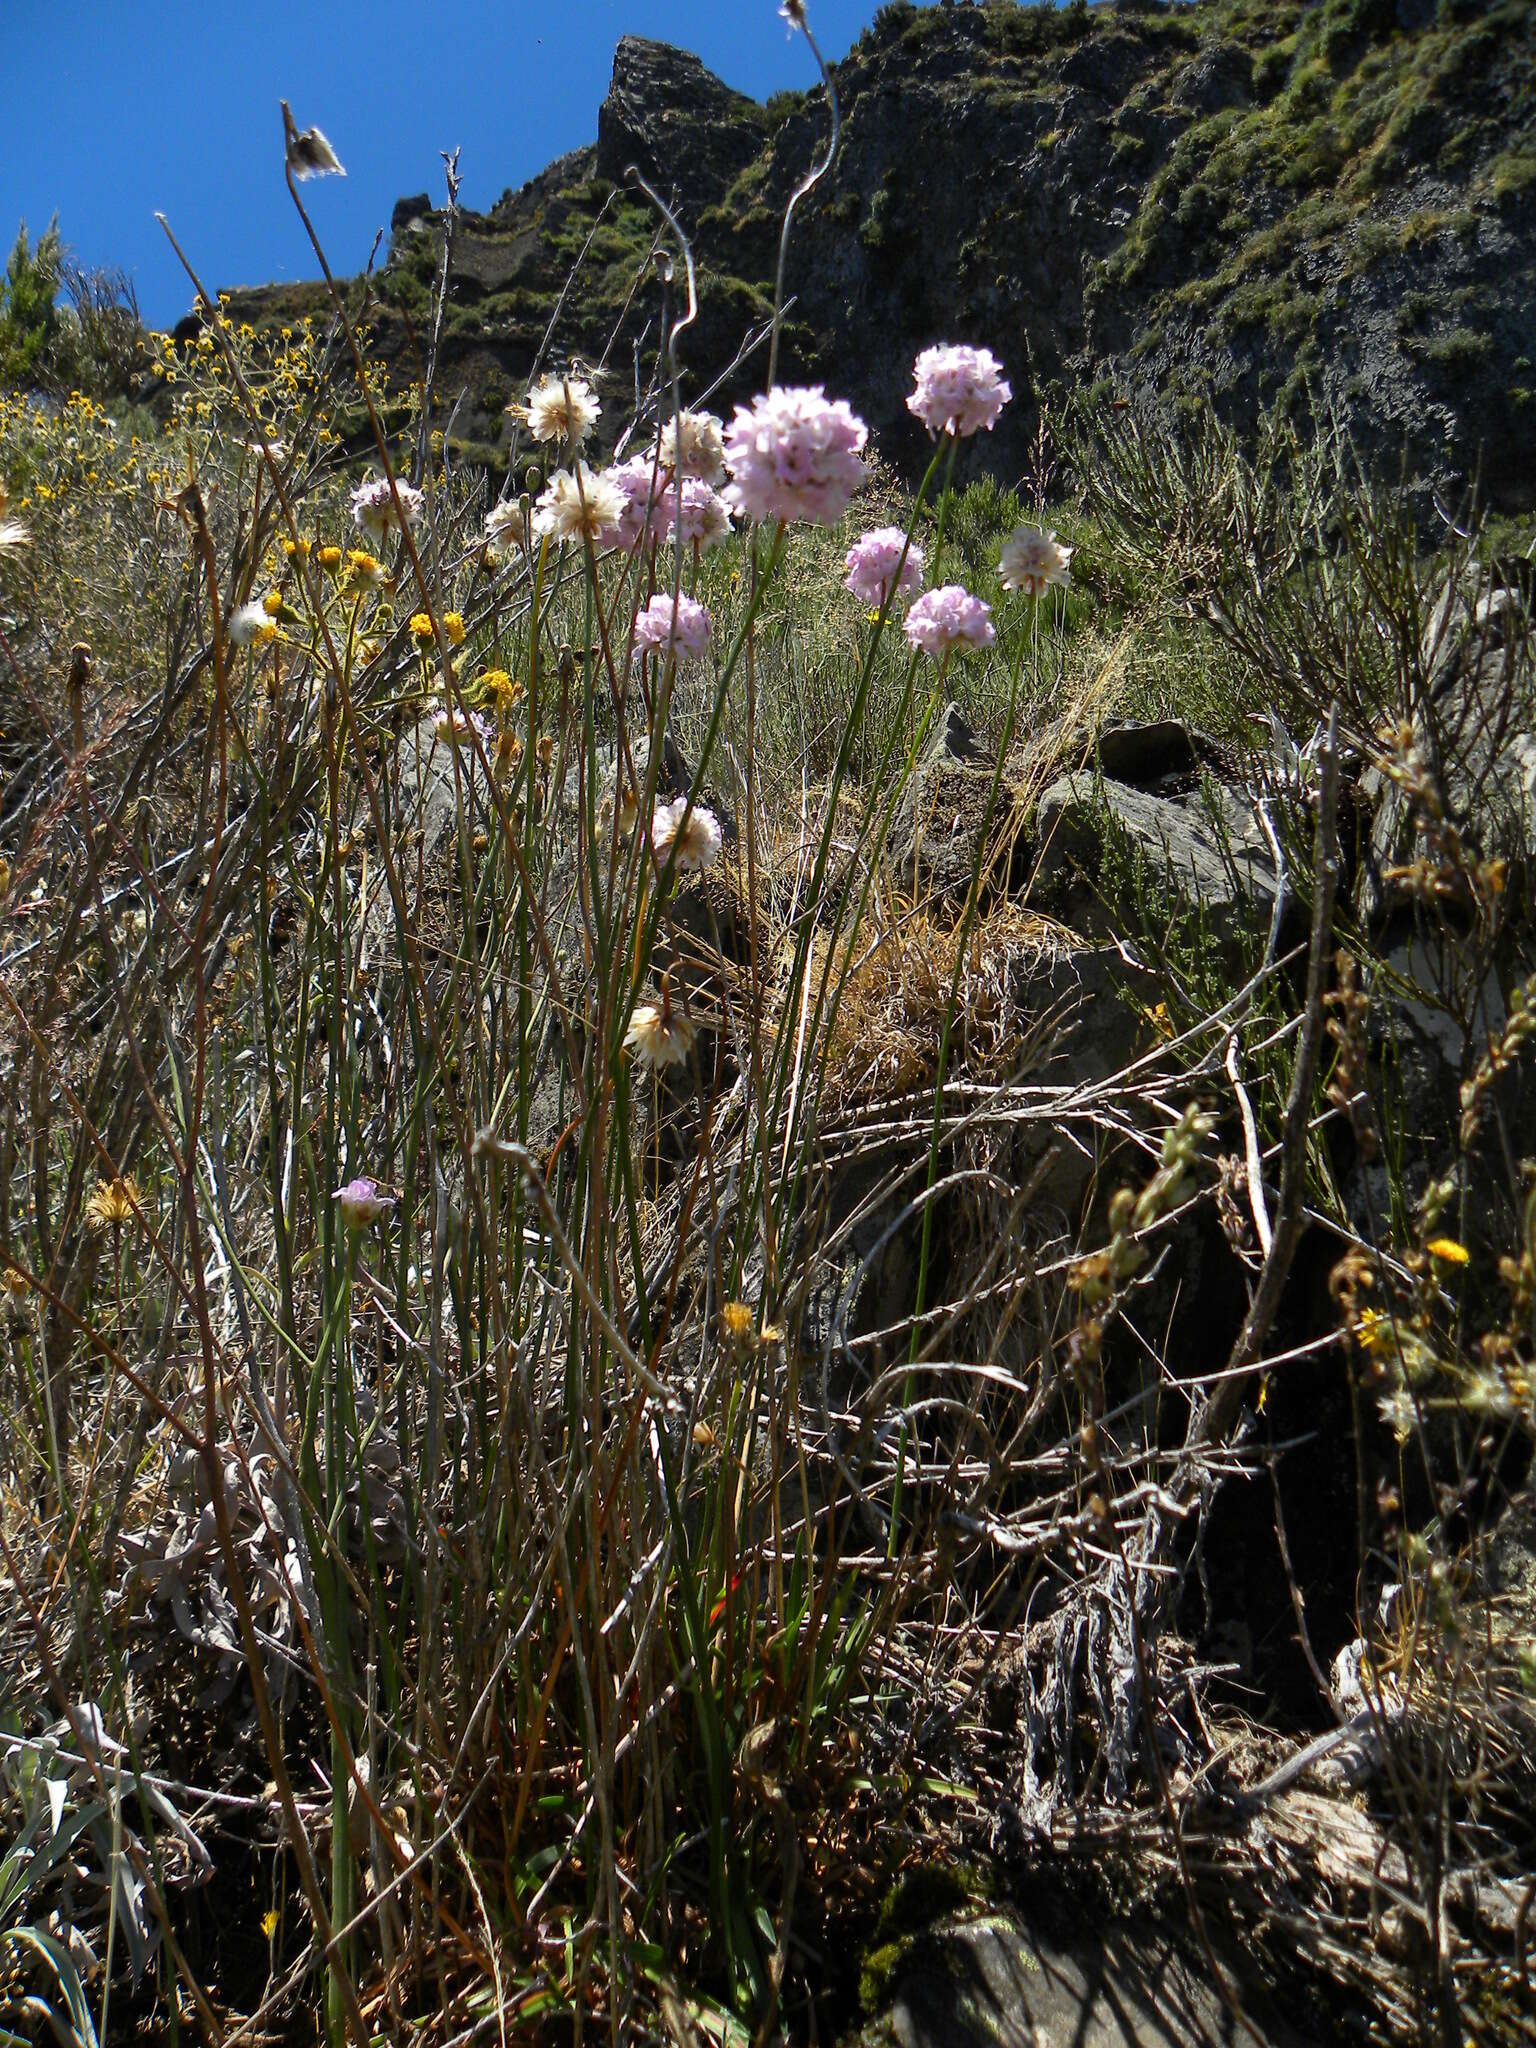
443 611 465 646
316 545 342 571
1427 1238 1471 1266
345 549 386 587
409 613 435 643
282 537 310 561
262 591 283 617
1355 1308 1397 1356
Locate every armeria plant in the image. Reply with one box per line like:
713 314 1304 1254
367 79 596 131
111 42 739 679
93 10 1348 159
0 14 1089 2044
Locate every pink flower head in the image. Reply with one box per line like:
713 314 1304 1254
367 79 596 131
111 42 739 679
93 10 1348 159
603 456 669 552
633 592 713 660
432 705 493 751
907 344 1012 439
351 475 425 536
334 1176 395 1230
655 476 733 552
903 585 996 655
722 385 868 527
844 527 925 609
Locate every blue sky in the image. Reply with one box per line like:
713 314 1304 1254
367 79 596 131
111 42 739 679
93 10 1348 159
2 0 883 331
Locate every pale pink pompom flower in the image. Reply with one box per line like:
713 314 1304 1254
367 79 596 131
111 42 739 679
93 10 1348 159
722 385 868 527
432 706 494 757
603 456 669 552
844 527 925 609
334 1176 395 1230
651 797 724 873
907 344 1012 439
633 592 713 660
655 477 733 552
903 585 996 654
351 475 425 536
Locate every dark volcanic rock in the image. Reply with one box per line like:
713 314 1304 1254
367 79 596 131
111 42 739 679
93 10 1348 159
595 35 764 220
211 0 1536 519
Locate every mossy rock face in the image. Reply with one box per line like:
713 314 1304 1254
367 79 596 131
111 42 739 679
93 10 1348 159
205 0 1536 519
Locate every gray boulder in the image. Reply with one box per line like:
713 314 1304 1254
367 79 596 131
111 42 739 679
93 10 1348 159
887 703 1008 906
1033 769 1277 937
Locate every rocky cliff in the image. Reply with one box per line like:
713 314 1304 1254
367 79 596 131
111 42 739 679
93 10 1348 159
213 0 1536 515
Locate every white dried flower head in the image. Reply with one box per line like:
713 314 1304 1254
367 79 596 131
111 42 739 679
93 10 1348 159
484 500 523 554
659 409 727 483
282 102 346 180
998 522 1072 599
522 374 601 447
530 464 625 545
0 482 29 552
228 600 278 648
651 796 723 873
625 998 696 1070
